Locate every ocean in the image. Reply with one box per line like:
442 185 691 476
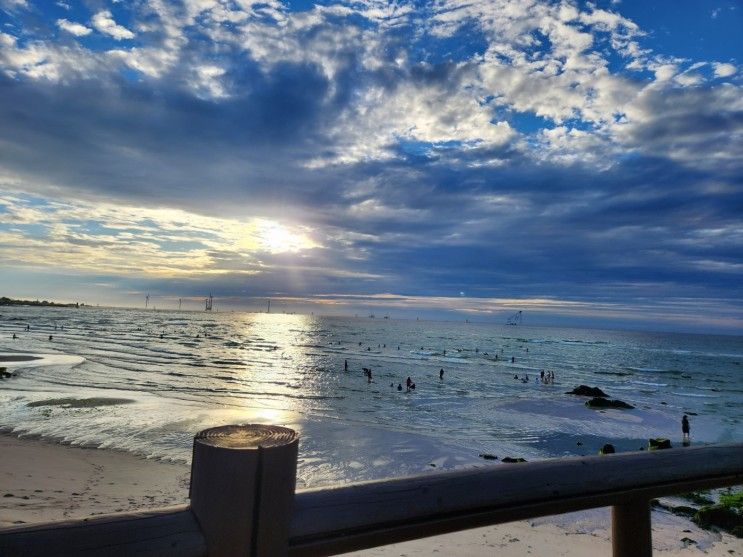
1 306 741 488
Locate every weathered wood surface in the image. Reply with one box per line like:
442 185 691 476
190 424 298 557
612 499 652 557
288 443 743 556
0 442 740 557
0 505 205 557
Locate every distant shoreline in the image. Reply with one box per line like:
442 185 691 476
0 297 80 308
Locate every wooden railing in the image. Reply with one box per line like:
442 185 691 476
1 424 741 557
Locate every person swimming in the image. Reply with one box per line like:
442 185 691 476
439 368 444 380
344 359 348 371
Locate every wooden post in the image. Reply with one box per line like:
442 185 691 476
189 424 298 557
612 498 652 557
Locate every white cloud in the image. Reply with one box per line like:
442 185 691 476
56 19 92 37
713 62 736 78
0 194 321 277
1 0 28 9
91 10 135 41
0 32 105 81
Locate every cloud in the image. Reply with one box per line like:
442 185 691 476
56 19 92 37
713 62 737 78
91 10 135 41
0 194 321 277
0 0 741 332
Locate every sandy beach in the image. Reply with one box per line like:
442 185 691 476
1 435 739 556
0 435 189 527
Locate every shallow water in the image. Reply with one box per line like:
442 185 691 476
0 307 741 487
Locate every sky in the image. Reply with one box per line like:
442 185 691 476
0 0 741 334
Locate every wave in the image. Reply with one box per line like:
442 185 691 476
626 367 683 375
671 392 719 398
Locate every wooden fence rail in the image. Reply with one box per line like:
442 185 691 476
1 424 741 557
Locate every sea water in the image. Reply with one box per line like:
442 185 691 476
0 307 741 488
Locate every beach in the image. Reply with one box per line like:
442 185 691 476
1 307 741 553
0 435 189 527
1 435 739 556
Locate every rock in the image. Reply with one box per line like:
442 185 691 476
682 491 715 506
694 505 743 536
585 397 634 409
670 506 697 518
680 537 697 545
566 385 608 397
599 444 615 455
648 438 672 450
479 453 498 460
502 457 527 463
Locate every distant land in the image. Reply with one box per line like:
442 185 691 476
0 297 81 308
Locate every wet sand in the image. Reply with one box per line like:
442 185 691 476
0 435 189 527
0 355 41 362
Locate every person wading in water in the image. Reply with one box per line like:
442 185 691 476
682 415 690 445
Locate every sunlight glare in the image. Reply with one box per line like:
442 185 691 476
256 219 318 254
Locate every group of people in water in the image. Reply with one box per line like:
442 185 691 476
346 341 540 393
389 376 417 392
10 324 58 341
514 369 556 384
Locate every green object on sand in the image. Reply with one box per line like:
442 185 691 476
719 490 743 510
648 438 672 450
693 505 743 538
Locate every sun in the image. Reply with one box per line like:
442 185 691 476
256 220 318 254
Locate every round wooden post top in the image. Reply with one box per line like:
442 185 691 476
195 424 298 449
